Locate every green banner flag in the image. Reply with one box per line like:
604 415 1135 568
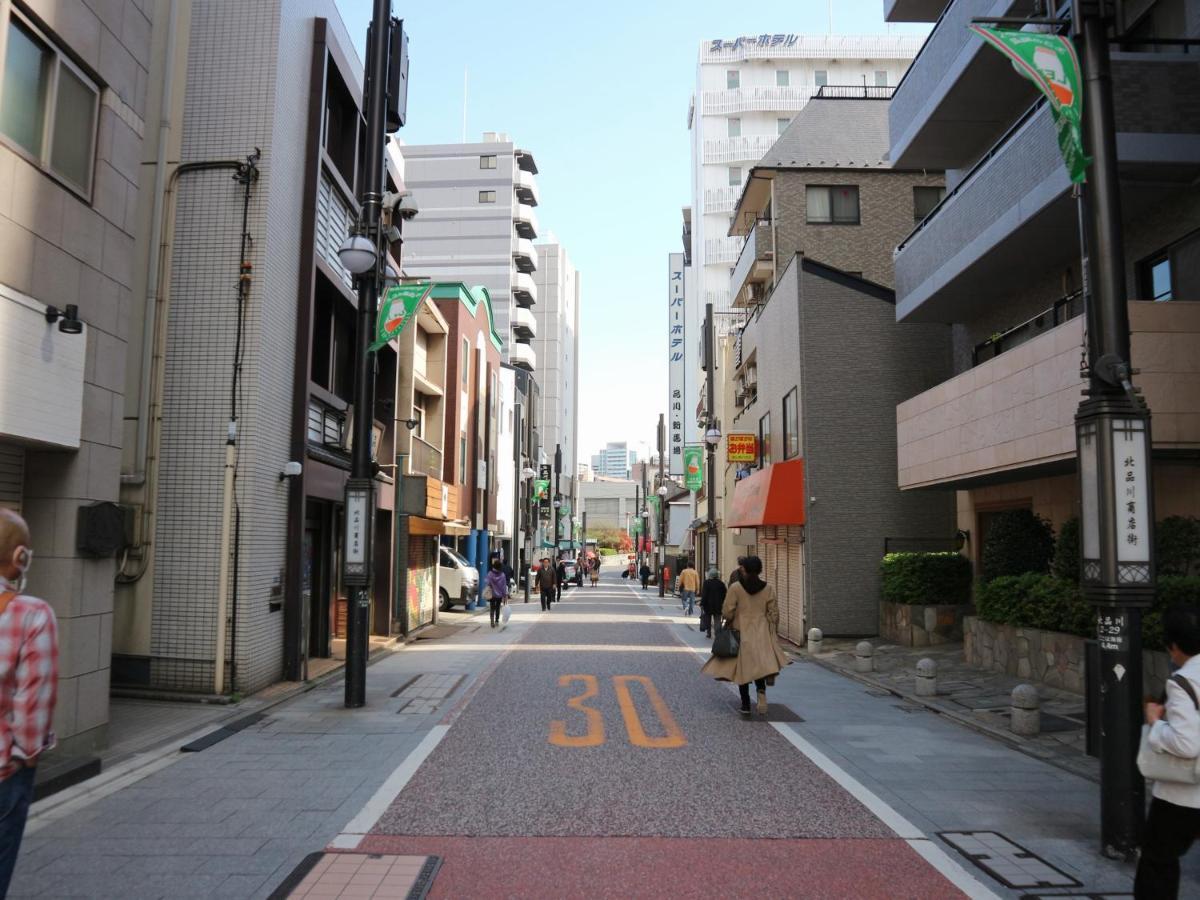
533 479 550 501
684 446 704 491
370 284 430 351
968 25 1089 183
632 517 643 535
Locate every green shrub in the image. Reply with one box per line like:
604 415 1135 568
598 547 616 556
1157 516 1200 577
1144 575 1200 649
975 573 1092 637
880 552 973 605
1053 517 1080 583
980 509 1055 582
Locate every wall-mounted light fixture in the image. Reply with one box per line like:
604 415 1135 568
279 461 303 482
45 304 83 334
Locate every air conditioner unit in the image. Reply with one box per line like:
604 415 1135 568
744 368 758 388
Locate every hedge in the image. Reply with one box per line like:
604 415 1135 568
598 548 617 556
980 509 1055 582
1143 576 1200 649
880 552 973 606
975 574 1092 636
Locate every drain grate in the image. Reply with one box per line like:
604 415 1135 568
940 832 1081 889
181 712 267 752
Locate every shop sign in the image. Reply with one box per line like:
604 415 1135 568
727 433 757 463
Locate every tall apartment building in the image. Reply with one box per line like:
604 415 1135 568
886 0 1200 568
591 442 634 480
532 240 581 507
0 0 153 762
400 134 540 373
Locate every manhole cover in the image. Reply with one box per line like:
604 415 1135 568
940 831 1081 889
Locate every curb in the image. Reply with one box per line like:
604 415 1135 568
803 652 1101 785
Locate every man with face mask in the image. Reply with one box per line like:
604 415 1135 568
0 509 58 895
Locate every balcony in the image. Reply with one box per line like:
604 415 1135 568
704 186 741 215
896 301 1200 490
701 86 813 116
512 237 538 274
705 236 743 266
514 169 539 207
889 0 1039 170
513 202 539 240
702 135 778 165
885 0 946 21
509 341 536 372
730 220 773 308
512 271 537 307
511 306 536 341
515 148 538 174
895 54 1200 322
408 434 442 480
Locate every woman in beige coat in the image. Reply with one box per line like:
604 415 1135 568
701 555 790 716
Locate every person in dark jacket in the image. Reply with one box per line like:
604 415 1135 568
536 558 557 611
727 556 746 588
639 562 652 590
700 568 727 638
555 558 567 602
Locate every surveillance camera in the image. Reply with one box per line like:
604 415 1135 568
397 194 419 220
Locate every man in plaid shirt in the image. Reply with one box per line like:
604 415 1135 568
0 510 57 895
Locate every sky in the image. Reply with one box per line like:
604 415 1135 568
334 0 929 466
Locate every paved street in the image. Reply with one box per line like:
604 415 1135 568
11 570 1192 898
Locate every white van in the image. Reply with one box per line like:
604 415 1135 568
439 546 479 610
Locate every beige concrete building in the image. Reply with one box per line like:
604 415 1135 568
887 0 1200 558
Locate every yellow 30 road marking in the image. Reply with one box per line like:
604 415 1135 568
613 675 688 749
549 675 605 747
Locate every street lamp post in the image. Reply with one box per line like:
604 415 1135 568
521 465 536 603
339 0 405 710
703 302 720 575
553 443 562 559
656 415 666 597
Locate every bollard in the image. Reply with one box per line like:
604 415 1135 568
807 627 823 655
915 657 937 697
854 641 874 673
1011 684 1040 736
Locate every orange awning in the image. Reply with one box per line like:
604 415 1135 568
726 459 805 528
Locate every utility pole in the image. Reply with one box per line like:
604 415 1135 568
1073 2 1153 859
342 0 394 709
657 415 666 599
553 443 562 559
634 482 640 571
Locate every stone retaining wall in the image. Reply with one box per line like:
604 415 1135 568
881 601 968 647
964 616 1170 696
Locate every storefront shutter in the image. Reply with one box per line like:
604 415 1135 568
782 541 805 645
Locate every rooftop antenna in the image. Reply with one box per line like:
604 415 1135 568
828 0 833 33
462 67 468 143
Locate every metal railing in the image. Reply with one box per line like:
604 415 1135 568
409 435 442 480
895 97 1048 255
814 84 895 99
701 135 778 165
701 86 814 115
971 289 1084 367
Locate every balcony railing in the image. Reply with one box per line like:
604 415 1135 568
730 220 773 307
701 86 814 115
972 290 1083 367
704 236 743 266
704 186 741 215
814 85 895 100
702 135 778 165
409 434 442 480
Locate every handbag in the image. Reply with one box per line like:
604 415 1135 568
1138 673 1200 784
712 625 740 659
482 584 494 601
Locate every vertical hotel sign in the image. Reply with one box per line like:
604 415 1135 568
668 253 685 477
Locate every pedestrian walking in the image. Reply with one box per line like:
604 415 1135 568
555 557 567 603
727 556 745 588
700 567 726 638
484 559 509 629
701 555 789 717
677 560 700 616
536 558 557 611
0 510 58 897
589 556 600 588
639 562 651 590
1135 606 1200 899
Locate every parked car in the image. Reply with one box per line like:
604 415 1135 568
439 546 479 610
560 559 578 588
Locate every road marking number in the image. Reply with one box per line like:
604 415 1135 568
549 674 687 749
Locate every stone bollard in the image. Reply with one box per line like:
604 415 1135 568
1011 684 1040 736
915 658 937 697
808 627 823 655
854 641 874 673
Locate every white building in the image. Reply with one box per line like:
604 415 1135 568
533 240 581 503
686 34 923 442
591 442 634 480
400 133 540 373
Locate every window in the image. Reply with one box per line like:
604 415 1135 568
0 11 99 194
1145 253 1173 301
913 186 946 223
459 433 468 483
728 166 741 187
782 388 799 460
776 69 789 87
727 117 741 138
777 117 790 135
758 413 772 467
461 337 470 388
1137 231 1200 301
874 70 888 87
478 190 496 203
726 69 740 89
806 185 860 225
814 70 828 88
480 154 497 169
